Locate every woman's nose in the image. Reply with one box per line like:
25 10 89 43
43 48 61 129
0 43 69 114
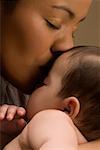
51 31 74 53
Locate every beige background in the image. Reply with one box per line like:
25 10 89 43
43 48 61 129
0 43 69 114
75 0 100 47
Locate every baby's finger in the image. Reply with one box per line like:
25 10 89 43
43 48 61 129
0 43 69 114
17 118 27 128
17 107 26 117
6 105 18 121
0 104 9 120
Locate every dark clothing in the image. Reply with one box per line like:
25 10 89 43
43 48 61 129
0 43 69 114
0 75 29 107
0 75 29 149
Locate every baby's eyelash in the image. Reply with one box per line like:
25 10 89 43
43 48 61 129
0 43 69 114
35 82 47 89
40 82 47 87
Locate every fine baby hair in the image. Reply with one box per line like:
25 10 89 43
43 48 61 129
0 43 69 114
58 46 100 141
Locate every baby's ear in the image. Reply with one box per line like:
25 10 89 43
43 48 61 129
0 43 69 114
62 97 80 119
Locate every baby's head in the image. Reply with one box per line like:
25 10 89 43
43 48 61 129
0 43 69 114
27 46 100 141
58 46 100 141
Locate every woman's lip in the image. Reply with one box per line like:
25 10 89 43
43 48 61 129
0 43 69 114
27 56 57 93
26 66 48 93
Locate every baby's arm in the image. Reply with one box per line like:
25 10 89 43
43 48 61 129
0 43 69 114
4 109 100 150
4 109 78 150
26 109 78 150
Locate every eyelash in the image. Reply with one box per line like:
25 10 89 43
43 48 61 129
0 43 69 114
45 19 61 30
45 19 75 38
72 33 75 38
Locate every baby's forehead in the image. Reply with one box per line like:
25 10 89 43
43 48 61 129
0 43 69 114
52 52 72 75
56 51 72 65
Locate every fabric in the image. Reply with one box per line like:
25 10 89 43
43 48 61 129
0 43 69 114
0 75 29 107
0 75 29 149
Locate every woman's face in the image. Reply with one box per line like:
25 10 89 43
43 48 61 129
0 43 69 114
1 0 92 92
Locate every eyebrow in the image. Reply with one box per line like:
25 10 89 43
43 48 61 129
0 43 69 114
52 5 75 19
52 5 87 23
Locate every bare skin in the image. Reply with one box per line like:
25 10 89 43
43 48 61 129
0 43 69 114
2 0 100 149
1 0 92 93
3 110 100 150
1 48 100 149
3 110 82 150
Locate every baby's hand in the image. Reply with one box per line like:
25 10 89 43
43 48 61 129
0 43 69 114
0 105 27 148
0 104 26 121
0 104 27 135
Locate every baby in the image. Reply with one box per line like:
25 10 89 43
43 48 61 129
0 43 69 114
2 46 100 150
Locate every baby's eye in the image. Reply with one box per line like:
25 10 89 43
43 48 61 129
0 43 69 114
35 82 47 90
40 82 47 87
45 19 61 30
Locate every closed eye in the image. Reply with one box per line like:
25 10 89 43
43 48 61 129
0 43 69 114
45 19 61 30
39 82 47 87
35 82 47 90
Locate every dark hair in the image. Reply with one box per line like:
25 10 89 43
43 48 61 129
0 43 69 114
59 46 100 141
1 0 18 14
